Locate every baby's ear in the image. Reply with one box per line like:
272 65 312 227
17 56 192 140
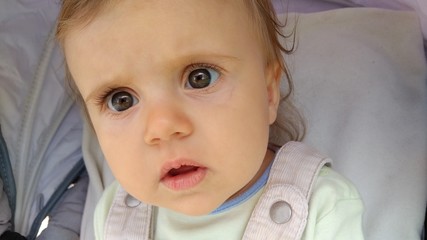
266 62 281 124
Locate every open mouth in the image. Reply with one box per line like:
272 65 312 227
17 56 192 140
161 161 207 191
168 165 200 177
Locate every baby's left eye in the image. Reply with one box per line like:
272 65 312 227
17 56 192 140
185 67 220 89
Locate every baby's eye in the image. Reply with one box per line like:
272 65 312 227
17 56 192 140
185 67 220 89
107 91 139 112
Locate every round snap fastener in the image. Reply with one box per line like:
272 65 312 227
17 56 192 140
125 194 141 208
269 201 292 224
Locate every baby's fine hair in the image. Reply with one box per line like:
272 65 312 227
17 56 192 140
56 0 305 144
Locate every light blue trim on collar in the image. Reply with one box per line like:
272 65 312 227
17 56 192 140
210 162 272 215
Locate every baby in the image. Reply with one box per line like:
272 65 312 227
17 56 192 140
56 0 364 239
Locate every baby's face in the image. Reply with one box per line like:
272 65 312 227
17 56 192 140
65 0 280 215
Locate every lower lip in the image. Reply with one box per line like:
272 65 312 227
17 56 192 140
161 167 207 191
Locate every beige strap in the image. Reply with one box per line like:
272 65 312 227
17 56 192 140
243 142 330 239
104 187 153 240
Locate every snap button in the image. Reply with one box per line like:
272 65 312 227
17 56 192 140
269 201 292 224
125 194 141 208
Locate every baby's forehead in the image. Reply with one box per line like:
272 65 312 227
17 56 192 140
65 0 263 35
65 0 264 47
63 0 270 76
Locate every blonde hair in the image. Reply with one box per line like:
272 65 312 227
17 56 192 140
56 0 305 143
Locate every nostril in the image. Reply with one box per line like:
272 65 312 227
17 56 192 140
172 131 187 138
145 135 161 145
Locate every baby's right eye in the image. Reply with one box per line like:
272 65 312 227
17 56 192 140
107 91 139 112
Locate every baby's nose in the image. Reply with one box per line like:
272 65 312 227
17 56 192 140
143 102 193 145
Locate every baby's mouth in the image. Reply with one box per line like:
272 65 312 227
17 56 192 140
168 165 199 177
161 161 207 191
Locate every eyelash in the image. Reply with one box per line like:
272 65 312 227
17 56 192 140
187 62 221 72
186 62 222 77
94 87 117 110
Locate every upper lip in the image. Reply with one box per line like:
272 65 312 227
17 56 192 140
160 158 205 179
